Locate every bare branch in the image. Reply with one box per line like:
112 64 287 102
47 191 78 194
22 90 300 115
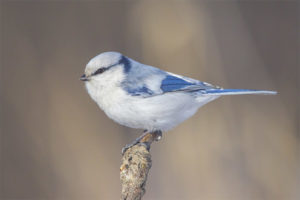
120 132 161 200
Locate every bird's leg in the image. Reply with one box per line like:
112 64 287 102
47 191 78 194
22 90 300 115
122 130 163 155
122 130 149 154
140 130 162 143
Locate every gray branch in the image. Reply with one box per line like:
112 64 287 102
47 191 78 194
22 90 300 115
120 132 161 200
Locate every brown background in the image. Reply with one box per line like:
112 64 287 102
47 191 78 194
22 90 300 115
0 1 299 200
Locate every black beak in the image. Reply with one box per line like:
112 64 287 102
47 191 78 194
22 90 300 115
80 74 89 81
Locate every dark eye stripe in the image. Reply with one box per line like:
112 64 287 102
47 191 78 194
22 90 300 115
93 68 107 75
92 55 130 76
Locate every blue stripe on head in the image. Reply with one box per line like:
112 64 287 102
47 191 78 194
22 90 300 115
119 56 131 73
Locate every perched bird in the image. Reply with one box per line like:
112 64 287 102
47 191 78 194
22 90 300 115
80 52 276 152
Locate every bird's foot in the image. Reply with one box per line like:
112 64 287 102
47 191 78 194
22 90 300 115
121 141 139 155
122 130 162 155
122 130 149 155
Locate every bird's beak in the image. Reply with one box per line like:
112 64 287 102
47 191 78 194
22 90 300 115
80 74 89 81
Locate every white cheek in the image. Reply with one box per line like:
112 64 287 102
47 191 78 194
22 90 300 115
84 67 126 104
93 67 125 87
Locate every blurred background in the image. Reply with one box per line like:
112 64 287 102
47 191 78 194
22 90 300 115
0 1 299 200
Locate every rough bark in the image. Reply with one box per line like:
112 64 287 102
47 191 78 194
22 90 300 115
120 132 161 200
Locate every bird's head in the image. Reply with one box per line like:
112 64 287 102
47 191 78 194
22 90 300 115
80 52 131 89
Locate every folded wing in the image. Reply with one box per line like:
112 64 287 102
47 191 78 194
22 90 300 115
160 73 217 93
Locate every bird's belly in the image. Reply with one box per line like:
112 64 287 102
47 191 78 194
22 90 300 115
102 93 203 132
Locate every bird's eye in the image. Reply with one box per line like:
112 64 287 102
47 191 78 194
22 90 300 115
93 68 106 75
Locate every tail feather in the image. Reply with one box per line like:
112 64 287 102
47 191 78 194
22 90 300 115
202 89 277 96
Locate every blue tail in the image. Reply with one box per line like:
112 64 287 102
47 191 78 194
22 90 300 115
202 89 277 96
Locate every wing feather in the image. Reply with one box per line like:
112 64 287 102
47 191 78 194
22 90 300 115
160 74 217 93
121 61 217 97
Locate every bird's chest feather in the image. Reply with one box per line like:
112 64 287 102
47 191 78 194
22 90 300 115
86 82 138 125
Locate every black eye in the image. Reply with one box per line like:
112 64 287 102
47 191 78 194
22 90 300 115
93 68 107 75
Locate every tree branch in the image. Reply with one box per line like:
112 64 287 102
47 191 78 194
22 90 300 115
120 131 161 200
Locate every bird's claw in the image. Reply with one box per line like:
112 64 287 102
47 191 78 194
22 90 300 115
121 141 150 155
121 130 162 155
122 142 137 155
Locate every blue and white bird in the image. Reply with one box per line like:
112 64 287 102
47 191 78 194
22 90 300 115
80 52 276 151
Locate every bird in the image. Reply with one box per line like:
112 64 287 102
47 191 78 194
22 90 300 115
80 51 276 153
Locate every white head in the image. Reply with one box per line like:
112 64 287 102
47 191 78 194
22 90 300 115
80 52 133 105
80 51 131 87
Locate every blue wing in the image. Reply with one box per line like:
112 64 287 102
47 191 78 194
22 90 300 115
125 86 155 96
123 72 216 97
121 59 217 97
160 74 215 93
160 75 194 92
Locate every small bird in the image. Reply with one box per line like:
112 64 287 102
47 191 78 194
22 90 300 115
80 52 276 152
